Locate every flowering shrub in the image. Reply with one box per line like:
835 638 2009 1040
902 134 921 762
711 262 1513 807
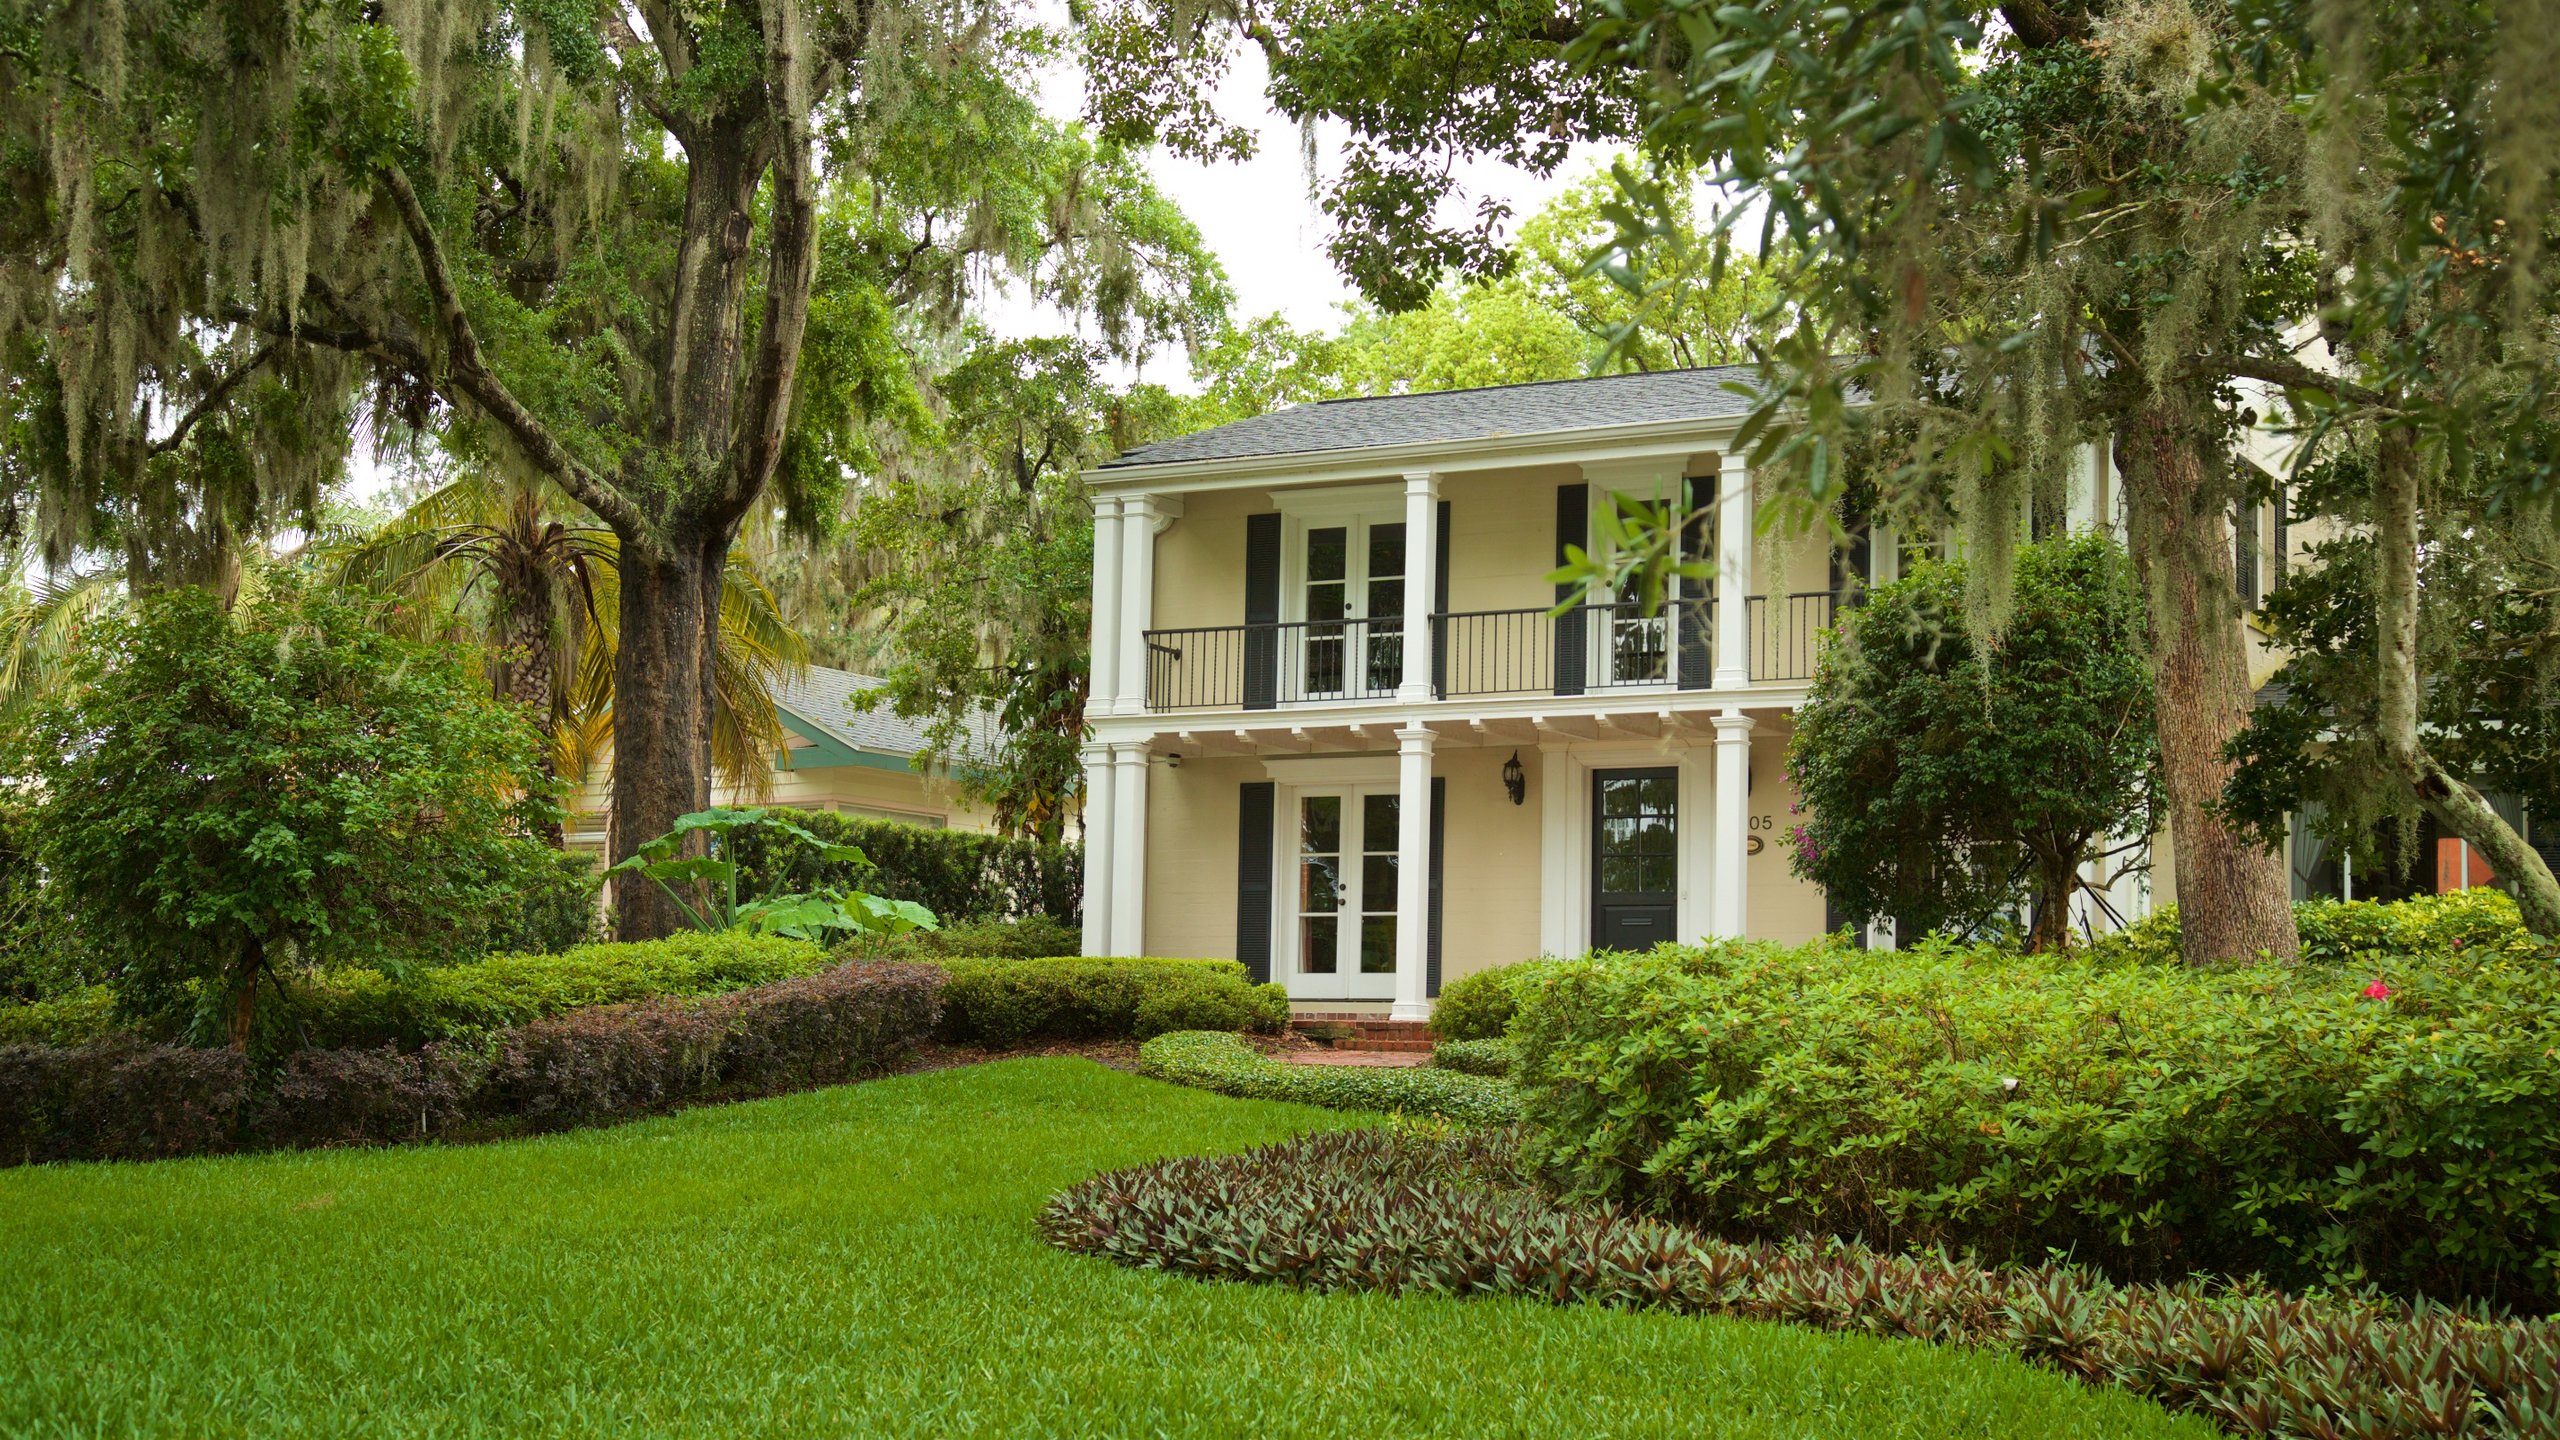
1042 1128 2560 1439
1510 925 2560 1307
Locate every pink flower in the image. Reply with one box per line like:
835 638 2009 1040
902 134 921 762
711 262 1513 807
2362 979 2393 1000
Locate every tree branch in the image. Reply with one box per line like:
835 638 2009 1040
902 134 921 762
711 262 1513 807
601 6 681 133
375 164 657 546
148 343 280 457
2192 352 2388 409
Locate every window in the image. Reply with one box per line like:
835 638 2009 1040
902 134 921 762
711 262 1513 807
1288 508 1405 700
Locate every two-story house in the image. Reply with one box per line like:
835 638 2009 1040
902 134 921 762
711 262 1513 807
1077 367 2143 1019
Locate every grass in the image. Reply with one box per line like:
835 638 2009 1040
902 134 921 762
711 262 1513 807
0 1059 2213 1439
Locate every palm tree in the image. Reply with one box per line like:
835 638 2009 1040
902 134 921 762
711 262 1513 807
0 563 121 723
340 471 808 842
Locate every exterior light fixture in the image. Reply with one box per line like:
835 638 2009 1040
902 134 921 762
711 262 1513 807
1502 751 1526 806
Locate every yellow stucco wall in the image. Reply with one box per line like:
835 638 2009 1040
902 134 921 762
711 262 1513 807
1747 719 1830 945
1437 744 1548 983
1143 754 1247 960
568 757 999 850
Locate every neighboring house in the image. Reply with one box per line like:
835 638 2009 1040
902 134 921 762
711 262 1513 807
568 664 1000 851
1078 367 2171 1017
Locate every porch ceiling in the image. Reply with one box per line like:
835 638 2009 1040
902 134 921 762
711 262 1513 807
1153 706 1756 757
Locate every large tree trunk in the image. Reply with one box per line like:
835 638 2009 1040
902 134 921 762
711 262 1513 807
227 938 263 1052
610 542 719 939
2117 405 2301 964
2371 430 2560 937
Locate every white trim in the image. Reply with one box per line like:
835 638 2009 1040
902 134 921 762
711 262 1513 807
1260 752 1400 786
1272 780 1404 1002
1391 725 1436 1020
1087 684 1814 743
1535 738 1709 956
1274 481 1407 520
1090 418 1748 496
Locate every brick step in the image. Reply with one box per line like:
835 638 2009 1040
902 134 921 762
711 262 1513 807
1326 1038 1435 1054
1292 1017 1431 1035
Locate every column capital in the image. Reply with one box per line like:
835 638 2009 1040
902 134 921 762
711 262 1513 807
1392 725 1438 750
1108 738 1154 760
1711 711 1757 739
1079 739 1112 764
1401 469 1440 496
1092 492 1125 518
1718 448 1753 482
1121 492 1184 532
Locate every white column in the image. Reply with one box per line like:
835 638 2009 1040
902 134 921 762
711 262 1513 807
1078 741 1116 956
1109 741 1149 955
1711 710 1754 938
1089 496 1125 716
1116 496 1159 717
1714 450 1754 688
1399 471 1439 702
1537 742 1573 958
1391 725 1436 1020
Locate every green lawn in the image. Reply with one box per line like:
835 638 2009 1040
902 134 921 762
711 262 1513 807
0 1059 2210 1438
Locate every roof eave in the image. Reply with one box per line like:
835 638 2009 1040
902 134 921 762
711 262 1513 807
1089 411 1762 495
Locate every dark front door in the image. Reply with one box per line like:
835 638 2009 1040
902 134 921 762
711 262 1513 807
1592 768 1678 950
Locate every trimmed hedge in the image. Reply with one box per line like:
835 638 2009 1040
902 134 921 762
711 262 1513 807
1511 927 2560 1308
938 957 1288 1046
2090 889 2549 969
1042 1127 2560 1440
729 809 1080 925
1429 959 1564 1041
0 961 943 1165
0 987 117 1047
1430 1037 1513 1077
1137 1031 1519 1126
280 933 831 1050
836 915 1083 963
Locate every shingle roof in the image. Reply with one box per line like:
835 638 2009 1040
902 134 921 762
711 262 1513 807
1098 365 1769 470
775 665 1002 763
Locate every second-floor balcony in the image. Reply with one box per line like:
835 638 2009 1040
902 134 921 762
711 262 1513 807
1140 591 1848 713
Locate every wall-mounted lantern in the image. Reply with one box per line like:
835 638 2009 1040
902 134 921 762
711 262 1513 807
1502 751 1526 806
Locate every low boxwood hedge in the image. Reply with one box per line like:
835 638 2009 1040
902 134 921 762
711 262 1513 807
1042 1127 2560 1440
1137 1030 1519 1126
1512 912 2560 1308
938 957 1288 1046
1429 1037 1513 1077
1429 959 1565 1041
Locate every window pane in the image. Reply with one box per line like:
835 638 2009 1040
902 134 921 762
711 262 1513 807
1641 775 1679 810
1300 857 1339 912
1302 916 1338 974
1363 793 1400 852
1306 581 1347 623
1602 781 1638 818
1301 795 1340 856
1600 856 1636 895
1603 815 1636 850
1308 527 1347 583
1368 522 1405 582
1360 915 1397 973
1367 577 1403 619
1363 854 1398 902
1640 855 1678 894
1638 820 1674 854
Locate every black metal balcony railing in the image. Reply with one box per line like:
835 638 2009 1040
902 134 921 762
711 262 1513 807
1144 615 1408 712
1141 592 1848 712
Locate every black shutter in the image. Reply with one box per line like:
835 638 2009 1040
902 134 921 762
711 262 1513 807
1554 483 1588 695
1243 513 1281 710
1679 475 1714 689
1427 776 1446 997
1430 499 1451 697
2272 485 2289 594
1236 781 1275 981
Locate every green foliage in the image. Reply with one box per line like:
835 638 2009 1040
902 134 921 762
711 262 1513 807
0 800 87 1004
1788 534 2158 949
2090 891 2551 971
0 1062 2194 1439
282 933 830 1052
1509 923 2560 1307
937 958 1286 1047
1428 1038 1514 1078
836 915 1084 963
1046 1126 2557 1440
1137 1031 1520 1127
605 807 938 943
7 583 558 1045
727 808 1081 926
1429 959 1566 1041
0 988 117 1047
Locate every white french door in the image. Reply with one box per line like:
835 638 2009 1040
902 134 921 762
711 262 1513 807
1294 521 1405 702
1283 787 1401 1000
